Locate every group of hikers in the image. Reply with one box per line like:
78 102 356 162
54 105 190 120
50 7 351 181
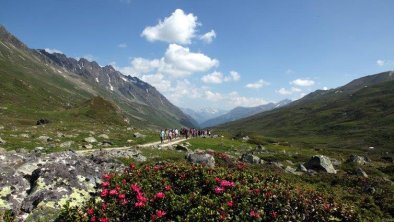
159 128 212 143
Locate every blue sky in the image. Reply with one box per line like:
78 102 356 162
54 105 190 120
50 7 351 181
1 0 394 110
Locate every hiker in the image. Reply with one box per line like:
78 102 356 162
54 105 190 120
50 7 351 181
175 128 179 138
160 129 165 143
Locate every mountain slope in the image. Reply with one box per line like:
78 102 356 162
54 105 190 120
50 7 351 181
218 71 394 150
0 25 195 128
201 100 291 128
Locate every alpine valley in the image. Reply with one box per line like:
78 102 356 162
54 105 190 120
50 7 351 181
0 15 394 222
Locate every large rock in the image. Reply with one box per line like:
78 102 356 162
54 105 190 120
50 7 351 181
83 137 97 143
186 152 215 167
347 155 368 165
304 155 337 174
0 150 125 220
133 132 146 138
241 153 263 164
175 144 190 152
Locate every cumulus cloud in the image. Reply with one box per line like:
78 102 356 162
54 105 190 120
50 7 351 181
200 30 216 43
117 43 128 48
245 79 270 89
276 86 306 96
376 59 385 66
44 48 63 54
162 44 218 77
276 88 293 95
291 87 302 92
141 9 198 44
227 91 268 107
322 86 329 90
140 73 171 92
201 70 240 84
201 71 223 84
117 44 218 78
225 71 241 82
290 78 315 87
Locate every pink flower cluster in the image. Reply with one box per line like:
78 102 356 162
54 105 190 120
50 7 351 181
214 178 235 194
131 183 149 208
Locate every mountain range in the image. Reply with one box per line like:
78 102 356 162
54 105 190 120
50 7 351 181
199 99 291 128
0 25 196 128
218 71 394 150
181 107 228 125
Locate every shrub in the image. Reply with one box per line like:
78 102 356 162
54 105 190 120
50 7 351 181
57 159 358 222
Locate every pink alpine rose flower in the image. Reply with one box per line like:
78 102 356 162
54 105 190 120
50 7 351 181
214 186 224 194
100 189 109 198
156 210 167 218
155 192 165 199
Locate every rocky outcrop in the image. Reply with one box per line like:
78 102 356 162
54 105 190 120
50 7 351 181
186 152 215 167
133 132 146 139
304 155 337 174
0 148 146 221
175 144 190 152
241 153 263 164
347 155 369 165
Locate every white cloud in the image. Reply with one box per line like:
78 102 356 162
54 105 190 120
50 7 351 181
291 87 302 92
227 91 268 107
44 48 63 54
246 79 270 89
201 70 241 84
201 71 223 84
200 30 216 43
162 44 218 77
376 59 385 66
277 88 293 95
116 44 218 78
322 86 329 90
140 73 171 92
117 43 128 48
290 78 315 87
141 9 198 44
204 90 223 101
81 54 96 62
225 71 241 82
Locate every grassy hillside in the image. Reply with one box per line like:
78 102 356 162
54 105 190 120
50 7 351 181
218 72 394 150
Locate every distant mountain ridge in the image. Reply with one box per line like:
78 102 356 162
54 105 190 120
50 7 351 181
201 99 291 128
181 107 228 125
0 25 196 128
218 71 394 150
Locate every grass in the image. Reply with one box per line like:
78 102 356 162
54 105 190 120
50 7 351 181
187 136 249 153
